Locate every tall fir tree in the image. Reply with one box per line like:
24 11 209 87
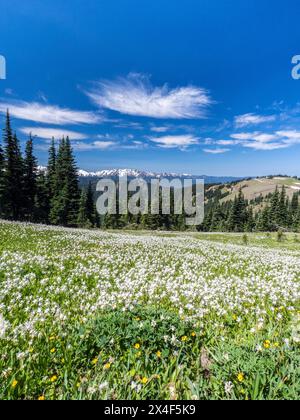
50 137 79 226
93 204 101 228
47 138 57 201
291 193 299 216
3 111 24 220
227 188 247 232
277 186 287 227
64 137 80 226
269 187 280 229
86 181 95 226
0 141 4 216
50 137 66 225
34 173 50 223
257 206 268 231
23 134 38 221
77 189 91 228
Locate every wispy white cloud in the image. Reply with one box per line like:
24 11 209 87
234 113 276 127
203 148 230 154
277 130 300 145
149 134 199 149
251 133 278 143
114 121 143 130
72 140 146 152
121 141 148 150
243 142 288 151
150 126 170 133
85 73 212 119
216 139 240 146
0 100 102 125
229 129 300 151
231 132 258 141
20 127 87 140
72 141 116 151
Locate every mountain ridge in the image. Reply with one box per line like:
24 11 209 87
38 166 243 184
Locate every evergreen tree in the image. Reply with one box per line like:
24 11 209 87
50 138 66 225
291 193 299 217
210 204 224 231
256 206 271 231
85 181 95 226
34 173 50 223
47 138 57 200
77 189 91 228
294 207 300 231
3 112 24 220
50 137 79 226
201 207 213 232
64 137 80 226
227 189 246 232
23 135 38 221
269 187 280 230
0 141 4 216
93 205 101 228
245 207 255 232
277 186 287 227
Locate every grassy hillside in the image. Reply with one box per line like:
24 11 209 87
212 176 300 203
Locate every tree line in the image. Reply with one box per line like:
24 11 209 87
1 111 299 232
201 185 300 232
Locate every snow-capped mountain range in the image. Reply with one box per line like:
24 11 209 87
77 168 192 179
38 166 242 184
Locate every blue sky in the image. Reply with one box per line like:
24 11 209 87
0 0 300 176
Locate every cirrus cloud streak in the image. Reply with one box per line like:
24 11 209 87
0 100 102 125
234 113 276 128
85 73 212 119
149 134 199 149
20 127 87 140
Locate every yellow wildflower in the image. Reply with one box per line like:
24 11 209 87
12 380 18 388
91 358 98 365
191 332 196 337
38 396 45 401
237 373 245 383
181 336 188 342
50 375 57 383
141 377 148 384
50 348 56 354
104 363 111 370
134 343 141 350
263 340 271 349
156 351 162 358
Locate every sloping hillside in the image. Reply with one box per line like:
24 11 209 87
214 177 300 203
